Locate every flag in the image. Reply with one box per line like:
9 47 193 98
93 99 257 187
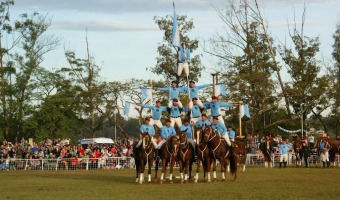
214 84 226 96
240 104 251 118
124 102 136 117
141 87 153 102
172 2 180 47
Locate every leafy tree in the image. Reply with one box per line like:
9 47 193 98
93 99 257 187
153 14 204 85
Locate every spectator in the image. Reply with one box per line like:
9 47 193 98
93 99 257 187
320 148 330 168
301 141 311 168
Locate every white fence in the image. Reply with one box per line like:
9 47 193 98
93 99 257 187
0 154 339 171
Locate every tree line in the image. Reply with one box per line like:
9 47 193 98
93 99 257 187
0 0 339 143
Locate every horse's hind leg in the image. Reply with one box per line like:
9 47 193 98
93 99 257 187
139 160 144 184
160 159 167 184
154 158 158 183
195 159 201 183
147 158 152 183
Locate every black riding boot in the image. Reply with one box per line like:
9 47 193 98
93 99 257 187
327 161 330 168
279 162 282 168
322 161 325 168
284 162 287 168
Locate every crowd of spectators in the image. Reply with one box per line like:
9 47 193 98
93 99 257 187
0 137 134 170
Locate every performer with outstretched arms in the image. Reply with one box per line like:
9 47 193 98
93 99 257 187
141 100 167 129
186 81 212 109
204 95 234 125
155 80 186 107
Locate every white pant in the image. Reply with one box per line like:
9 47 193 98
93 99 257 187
189 99 204 109
136 136 157 149
222 134 231 146
178 62 189 77
211 116 225 125
280 154 288 162
168 100 183 108
188 138 196 150
157 139 167 149
150 118 163 128
190 117 200 125
171 117 182 128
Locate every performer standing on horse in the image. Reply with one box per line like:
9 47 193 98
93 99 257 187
156 80 186 108
188 98 203 125
141 100 167 129
136 117 157 149
204 96 234 125
168 98 183 128
180 119 196 151
211 116 232 149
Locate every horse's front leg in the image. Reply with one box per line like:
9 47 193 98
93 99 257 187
212 158 217 182
147 157 153 183
139 159 144 184
194 158 200 183
221 159 226 182
184 160 190 183
160 159 167 184
178 159 184 183
169 157 175 184
154 157 158 182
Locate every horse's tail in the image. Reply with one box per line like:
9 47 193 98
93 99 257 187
229 151 237 175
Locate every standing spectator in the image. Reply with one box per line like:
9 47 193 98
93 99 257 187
301 141 311 168
278 140 292 168
320 148 330 168
308 134 315 149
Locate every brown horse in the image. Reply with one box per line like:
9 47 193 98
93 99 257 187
203 126 237 182
154 135 180 184
231 139 247 172
323 138 340 167
194 127 216 183
134 132 155 184
259 140 274 168
178 130 194 183
292 135 305 167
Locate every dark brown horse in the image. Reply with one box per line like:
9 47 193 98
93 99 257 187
231 139 247 172
292 135 304 167
178 130 194 183
134 132 155 184
154 135 180 184
194 127 216 183
259 139 274 168
203 126 237 182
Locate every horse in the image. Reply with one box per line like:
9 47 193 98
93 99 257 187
154 135 180 184
203 126 237 182
177 130 194 183
259 139 274 168
230 138 247 172
323 139 340 167
291 134 304 167
194 127 216 183
134 132 155 184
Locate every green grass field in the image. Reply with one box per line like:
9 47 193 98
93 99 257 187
1 167 339 200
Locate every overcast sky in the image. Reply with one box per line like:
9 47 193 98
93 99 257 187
8 0 340 84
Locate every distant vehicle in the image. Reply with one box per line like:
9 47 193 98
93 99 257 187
78 138 114 148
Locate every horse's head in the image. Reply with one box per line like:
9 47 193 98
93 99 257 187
169 135 180 155
140 132 151 149
194 127 203 145
178 130 188 148
202 125 214 143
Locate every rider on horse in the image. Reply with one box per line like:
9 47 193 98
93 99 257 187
227 126 236 142
180 119 196 151
156 119 177 157
211 116 233 150
136 117 157 149
195 113 211 131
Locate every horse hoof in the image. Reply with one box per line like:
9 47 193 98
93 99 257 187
183 180 187 184
169 181 173 184
221 179 225 182
212 178 216 182
194 180 198 183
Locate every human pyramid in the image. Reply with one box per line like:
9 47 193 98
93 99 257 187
136 42 236 156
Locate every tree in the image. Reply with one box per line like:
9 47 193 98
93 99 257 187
204 0 282 135
330 23 340 136
279 9 330 135
153 14 204 85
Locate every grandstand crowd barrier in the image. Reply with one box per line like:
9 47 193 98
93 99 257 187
0 154 339 171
